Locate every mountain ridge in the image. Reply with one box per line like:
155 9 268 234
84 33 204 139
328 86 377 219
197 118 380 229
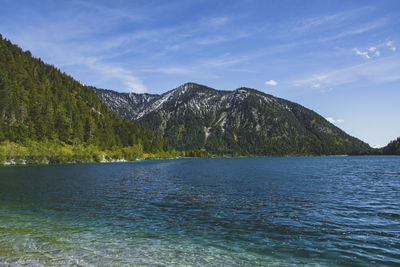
96 82 372 156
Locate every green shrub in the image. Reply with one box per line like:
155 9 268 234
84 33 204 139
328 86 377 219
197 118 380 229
0 144 6 165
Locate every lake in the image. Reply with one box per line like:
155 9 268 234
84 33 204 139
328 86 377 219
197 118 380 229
0 156 399 266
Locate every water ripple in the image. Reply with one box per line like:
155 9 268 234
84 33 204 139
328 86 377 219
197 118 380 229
0 156 399 266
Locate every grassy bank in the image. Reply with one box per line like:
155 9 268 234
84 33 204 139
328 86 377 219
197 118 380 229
1 140 383 166
0 141 185 165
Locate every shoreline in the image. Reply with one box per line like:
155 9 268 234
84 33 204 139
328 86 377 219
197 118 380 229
2 153 396 167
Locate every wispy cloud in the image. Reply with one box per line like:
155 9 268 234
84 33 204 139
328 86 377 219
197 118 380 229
285 6 387 44
265 80 278 86
141 67 195 75
195 32 248 45
311 83 321 88
316 17 389 43
387 41 396 51
1 0 397 99
202 48 274 67
82 57 147 93
291 11 351 33
72 1 145 23
203 55 249 67
292 53 400 89
203 16 230 27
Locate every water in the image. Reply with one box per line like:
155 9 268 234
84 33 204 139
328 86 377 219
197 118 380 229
0 156 399 266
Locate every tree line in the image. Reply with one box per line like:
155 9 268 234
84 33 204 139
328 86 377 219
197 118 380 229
0 33 171 163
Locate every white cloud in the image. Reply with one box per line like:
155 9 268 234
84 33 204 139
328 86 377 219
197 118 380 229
325 117 335 123
354 45 383 60
124 80 147 93
292 74 327 87
311 83 320 88
373 144 383 149
265 80 278 86
325 117 344 124
354 48 370 59
353 41 400 59
353 42 397 60
314 74 328 81
387 41 396 51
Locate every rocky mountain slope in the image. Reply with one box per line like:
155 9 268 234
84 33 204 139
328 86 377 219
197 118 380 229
96 83 371 155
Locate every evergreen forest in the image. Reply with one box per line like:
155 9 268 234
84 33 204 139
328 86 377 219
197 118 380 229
0 34 177 164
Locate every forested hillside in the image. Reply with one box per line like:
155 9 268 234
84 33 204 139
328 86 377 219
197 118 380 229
0 34 168 164
97 83 372 156
0 33 375 163
382 137 400 155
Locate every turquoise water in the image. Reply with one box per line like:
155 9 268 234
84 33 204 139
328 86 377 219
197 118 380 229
0 156 399 266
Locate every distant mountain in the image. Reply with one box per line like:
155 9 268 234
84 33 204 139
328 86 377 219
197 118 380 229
382 137 400 155
0 34 164 152
96 83 371 155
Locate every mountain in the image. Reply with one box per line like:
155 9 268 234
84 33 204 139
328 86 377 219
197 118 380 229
0 33 370 158
96 83 371 155
382 137 400 155
0 34 164 153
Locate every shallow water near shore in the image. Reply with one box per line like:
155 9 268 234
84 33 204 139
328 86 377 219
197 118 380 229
0 156 399 266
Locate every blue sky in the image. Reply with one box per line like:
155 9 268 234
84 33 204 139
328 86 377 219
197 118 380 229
0 0 399 147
